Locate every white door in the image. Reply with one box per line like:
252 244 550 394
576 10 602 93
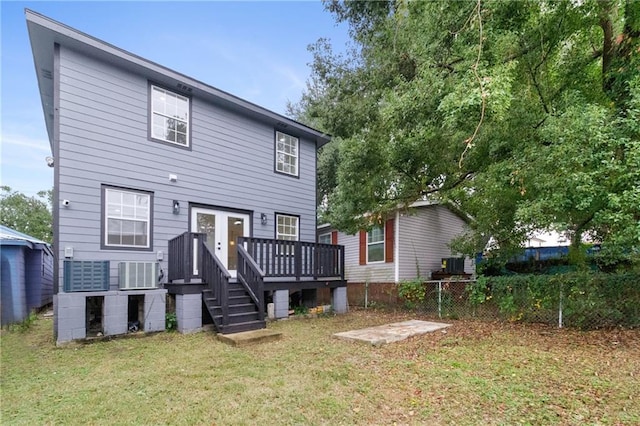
191 207 250 277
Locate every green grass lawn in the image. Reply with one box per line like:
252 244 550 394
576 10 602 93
2 309 638 425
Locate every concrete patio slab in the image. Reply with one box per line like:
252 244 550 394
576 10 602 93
333 320 451 346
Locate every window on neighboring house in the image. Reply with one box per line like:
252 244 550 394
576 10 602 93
318 232 332 244
103 187 152 249
150 85 190 147
275 131 299 177
367 226 385 263
359 219 394 265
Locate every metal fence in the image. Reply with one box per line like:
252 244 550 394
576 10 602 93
389 275 640 330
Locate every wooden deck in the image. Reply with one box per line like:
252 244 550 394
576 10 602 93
168 232 345 333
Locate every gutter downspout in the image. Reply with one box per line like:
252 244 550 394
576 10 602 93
394 210 400 283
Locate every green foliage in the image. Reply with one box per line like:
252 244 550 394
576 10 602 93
293 0 639 260
0 186 52 243
398 279 426 310
468 272 640 329
6 311 38 332
293 305 309 316
165 312 177 331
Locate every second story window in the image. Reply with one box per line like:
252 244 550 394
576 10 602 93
275 131 299 177
151 85 190 147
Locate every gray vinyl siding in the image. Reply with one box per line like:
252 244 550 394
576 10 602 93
397 205 473 280
336 231 395 283
56 46 316 290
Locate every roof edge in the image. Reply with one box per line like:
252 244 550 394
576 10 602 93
25 9 331 147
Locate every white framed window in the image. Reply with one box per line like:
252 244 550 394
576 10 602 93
367 226 384 263
151 85 190 147
276 214 299 241
276 214 299 255
275 131 299 177
103 187 152 249
318 232 332 244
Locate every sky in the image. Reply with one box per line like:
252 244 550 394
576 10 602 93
0 1 350 198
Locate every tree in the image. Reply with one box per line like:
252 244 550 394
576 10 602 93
292 0 639 263
0 186 53 243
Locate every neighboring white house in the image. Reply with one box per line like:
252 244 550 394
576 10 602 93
319 202 473 291
525 231 570 248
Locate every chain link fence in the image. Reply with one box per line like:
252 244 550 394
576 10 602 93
393 272 640 329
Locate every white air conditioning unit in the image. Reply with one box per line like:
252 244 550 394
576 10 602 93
118 262 159 290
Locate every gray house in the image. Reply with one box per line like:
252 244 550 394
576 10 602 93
318 202 473 305
26 10 345 344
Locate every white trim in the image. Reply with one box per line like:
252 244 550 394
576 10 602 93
275 131 299 177
151 85 190 146
394 210 400 283
190 207 250 277
276 214 299 241
366 226 385 264
104 187 151 249
408 199 438 208
318 231 332 244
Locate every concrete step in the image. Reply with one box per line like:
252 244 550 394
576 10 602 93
218 320 269 338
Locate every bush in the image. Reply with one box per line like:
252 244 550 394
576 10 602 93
165 312 177 331
468 272 640 329
398 279 426 310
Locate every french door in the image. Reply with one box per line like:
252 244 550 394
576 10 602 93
191 207 250 277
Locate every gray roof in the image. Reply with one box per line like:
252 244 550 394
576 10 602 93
25 9 331 150
0 225 51 251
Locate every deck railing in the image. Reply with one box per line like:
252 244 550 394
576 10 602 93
236 244 265 321
168 232 206 283
238 237 344 280
169 233 345 283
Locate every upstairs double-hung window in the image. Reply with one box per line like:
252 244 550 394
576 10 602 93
275 131 299 177
151 85 190 147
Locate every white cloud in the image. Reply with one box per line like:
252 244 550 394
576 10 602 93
1 133 51 153
0 133 53 195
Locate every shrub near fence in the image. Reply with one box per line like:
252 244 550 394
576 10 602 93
401 272 640 330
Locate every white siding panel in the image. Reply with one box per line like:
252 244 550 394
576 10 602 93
397 205 470 280
337 231 395 283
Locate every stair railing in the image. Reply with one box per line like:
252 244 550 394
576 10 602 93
201 242 230 326
236 243 265 321
168 232 206 283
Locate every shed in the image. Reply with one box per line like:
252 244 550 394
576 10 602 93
0 225 53 324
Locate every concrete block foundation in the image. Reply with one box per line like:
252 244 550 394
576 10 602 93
55 289 167 345
273 290 289 319
331 287 348 314
175 293 202 333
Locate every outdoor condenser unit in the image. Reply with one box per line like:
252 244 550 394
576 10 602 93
118 262 159 290
441 257 465 274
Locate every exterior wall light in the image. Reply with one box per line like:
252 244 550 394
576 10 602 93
261 213 268 225
173 200 180 215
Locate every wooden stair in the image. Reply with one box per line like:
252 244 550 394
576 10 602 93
203 279 266 334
